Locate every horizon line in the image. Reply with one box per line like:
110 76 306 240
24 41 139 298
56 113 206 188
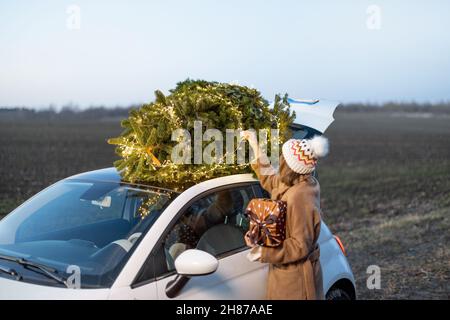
2 100 450 111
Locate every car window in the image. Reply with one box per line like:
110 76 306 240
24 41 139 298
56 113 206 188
289 124 321 140
0 180 177 288
291 128 308 140
14 182 127 238
259 185 271 199
145 184 258 280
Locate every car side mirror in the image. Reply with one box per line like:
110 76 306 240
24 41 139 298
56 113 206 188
175 249 218 276
165 249 218 298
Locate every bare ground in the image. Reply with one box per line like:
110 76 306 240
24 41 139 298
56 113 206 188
319 112 450 299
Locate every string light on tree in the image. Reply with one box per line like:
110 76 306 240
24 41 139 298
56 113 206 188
108 79 295 191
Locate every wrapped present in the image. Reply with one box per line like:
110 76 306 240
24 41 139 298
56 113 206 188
245 198 286 247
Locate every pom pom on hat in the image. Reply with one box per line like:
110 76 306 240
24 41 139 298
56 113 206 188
281 135 329 174
309 135 329 158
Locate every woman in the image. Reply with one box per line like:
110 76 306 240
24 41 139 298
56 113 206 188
241 131 329 300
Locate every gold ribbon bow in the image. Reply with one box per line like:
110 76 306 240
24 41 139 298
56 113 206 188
146 146 161 166
246 211 283 247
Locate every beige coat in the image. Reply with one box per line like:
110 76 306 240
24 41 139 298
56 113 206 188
252 160 324 300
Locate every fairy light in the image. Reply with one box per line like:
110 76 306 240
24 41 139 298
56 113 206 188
108 81 294 191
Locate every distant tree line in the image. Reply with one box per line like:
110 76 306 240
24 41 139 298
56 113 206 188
339 102 450 114
0 105 139 122
0 102 449 121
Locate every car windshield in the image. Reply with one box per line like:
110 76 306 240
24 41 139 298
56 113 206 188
0 179 177 288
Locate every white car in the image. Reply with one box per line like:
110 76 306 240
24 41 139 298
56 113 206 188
0 99 355 300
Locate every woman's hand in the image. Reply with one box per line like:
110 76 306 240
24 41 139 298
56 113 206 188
241 130 261 162
240 130 258 149
244 231 256 248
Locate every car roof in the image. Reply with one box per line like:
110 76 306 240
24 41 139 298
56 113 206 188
65 167 257 192
67 167 122 182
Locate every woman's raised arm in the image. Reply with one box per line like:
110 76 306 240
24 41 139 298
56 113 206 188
241 130 279 194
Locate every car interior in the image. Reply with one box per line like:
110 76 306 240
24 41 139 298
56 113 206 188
162 186 256 273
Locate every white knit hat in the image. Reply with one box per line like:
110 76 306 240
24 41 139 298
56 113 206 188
281 135 329 174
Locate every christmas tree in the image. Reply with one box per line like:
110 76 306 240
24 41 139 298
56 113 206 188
108 79 294 191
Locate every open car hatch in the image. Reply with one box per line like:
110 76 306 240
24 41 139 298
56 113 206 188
270 98 340 133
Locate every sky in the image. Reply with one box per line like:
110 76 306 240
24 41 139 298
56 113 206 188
1 0 449 108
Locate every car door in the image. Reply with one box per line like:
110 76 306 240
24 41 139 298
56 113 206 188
150 183 268 300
